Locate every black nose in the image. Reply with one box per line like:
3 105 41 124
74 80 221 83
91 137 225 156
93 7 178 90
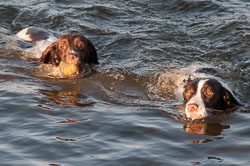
66 53 80 65
68 53 77 59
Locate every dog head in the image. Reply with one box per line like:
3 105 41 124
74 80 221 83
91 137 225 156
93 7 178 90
40 33 98 75
183 77 240 119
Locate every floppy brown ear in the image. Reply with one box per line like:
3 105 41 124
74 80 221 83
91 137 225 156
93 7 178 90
222 88 239 108
40 42 60 65
85 39 99 64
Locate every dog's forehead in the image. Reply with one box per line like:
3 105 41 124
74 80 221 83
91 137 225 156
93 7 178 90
203 79 222 89
59 34 85 42
187 78 222 88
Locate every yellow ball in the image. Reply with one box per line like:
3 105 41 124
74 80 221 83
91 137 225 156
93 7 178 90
59 61 79 76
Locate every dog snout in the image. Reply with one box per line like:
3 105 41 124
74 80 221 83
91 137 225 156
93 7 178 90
185 102 207 119
187 103 199 113
66 52 79 65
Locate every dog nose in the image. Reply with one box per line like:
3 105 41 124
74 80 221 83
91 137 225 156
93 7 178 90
187 103 199 113
68 53 77 59
66 53 79 65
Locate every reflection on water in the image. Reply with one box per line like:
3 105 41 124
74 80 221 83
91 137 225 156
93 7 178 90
184 122 230 136
39 83 95 107
56 135 89 142
57 119 88 124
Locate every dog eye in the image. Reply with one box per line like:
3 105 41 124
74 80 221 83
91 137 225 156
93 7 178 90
206 90 214 96
60 45 65 49
77 43 85 49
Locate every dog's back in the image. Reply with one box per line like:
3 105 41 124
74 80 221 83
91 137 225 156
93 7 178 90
16 27 56 59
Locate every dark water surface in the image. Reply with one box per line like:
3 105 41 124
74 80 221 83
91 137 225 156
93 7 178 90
0 0 250 165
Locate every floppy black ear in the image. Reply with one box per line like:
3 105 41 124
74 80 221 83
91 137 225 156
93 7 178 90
222 88 240 108
40 42 60 66
86 39 99 64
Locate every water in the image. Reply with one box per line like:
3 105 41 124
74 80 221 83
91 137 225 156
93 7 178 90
0 0 250 165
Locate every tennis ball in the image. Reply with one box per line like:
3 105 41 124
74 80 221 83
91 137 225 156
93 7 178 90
59 61 79 76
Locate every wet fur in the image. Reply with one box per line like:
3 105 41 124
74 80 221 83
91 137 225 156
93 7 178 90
17 27 98 75
39 34 98 67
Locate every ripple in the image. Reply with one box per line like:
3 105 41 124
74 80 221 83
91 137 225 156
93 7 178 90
168 0 225 13
57 118 88 124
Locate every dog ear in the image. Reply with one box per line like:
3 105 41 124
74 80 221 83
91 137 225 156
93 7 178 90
85 39 99 64
222 88 239 108
40 42 60 65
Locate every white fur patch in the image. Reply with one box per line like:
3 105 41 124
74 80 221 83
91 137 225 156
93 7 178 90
16 28 33 41
185 79 208 119
16 27 56 59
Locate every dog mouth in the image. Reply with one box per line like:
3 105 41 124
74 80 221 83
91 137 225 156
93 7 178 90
185 103 207 120
59 61 79 77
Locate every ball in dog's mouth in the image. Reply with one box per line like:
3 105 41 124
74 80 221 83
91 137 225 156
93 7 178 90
59 61 79 77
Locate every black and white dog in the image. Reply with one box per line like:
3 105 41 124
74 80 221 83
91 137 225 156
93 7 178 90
151 64 242 120
182 73 241 120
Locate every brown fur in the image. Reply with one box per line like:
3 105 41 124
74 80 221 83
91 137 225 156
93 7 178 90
40 34 98 72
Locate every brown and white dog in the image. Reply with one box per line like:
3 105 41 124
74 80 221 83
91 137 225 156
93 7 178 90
183 75 241 120
16 27 98 77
